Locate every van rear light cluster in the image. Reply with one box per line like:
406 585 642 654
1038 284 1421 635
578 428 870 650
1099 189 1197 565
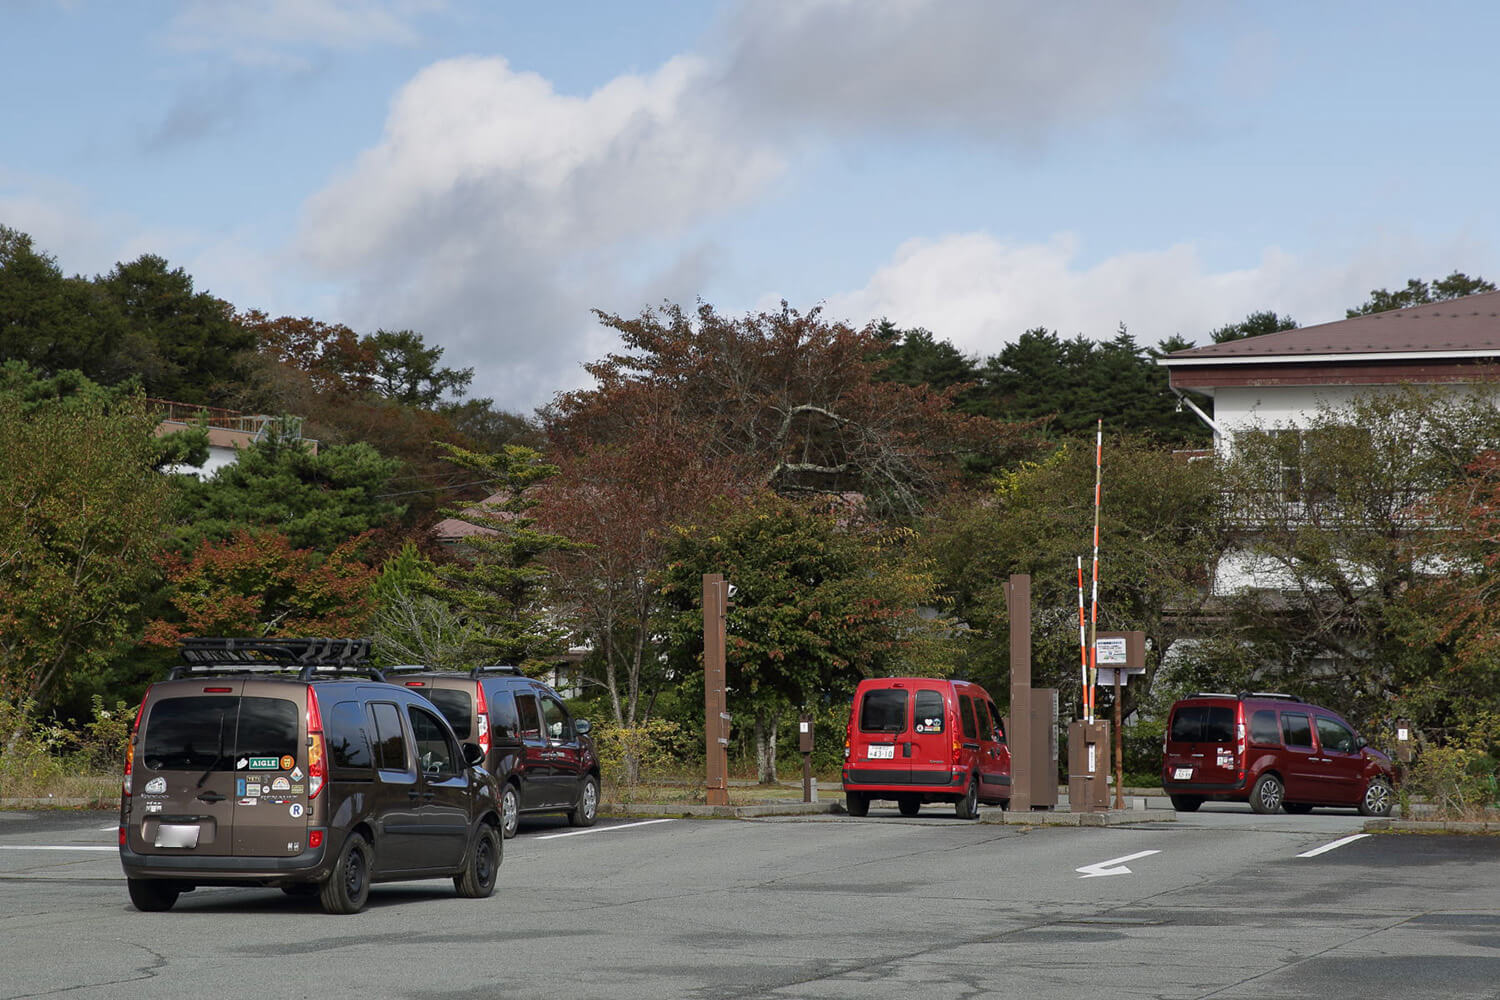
475 682 491 757
306 685 327 799
1235 701 1248 781
951 736 963 766
308 829 324 849
122 689 149 797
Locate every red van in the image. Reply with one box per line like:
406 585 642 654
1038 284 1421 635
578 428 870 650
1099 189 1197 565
841 677 1011 818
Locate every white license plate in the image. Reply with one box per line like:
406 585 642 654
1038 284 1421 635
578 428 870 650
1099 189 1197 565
1173 767 1194 781
154 824 200 849
867 745 895 760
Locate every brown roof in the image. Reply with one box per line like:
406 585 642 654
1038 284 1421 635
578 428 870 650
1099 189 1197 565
1164 290 1500 363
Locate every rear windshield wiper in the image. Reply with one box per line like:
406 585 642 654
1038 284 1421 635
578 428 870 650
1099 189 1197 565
197 710 229 788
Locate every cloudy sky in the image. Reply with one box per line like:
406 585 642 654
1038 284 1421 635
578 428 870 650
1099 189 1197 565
4 1 1497 413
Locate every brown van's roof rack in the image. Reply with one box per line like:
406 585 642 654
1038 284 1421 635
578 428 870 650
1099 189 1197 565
173 638 384 682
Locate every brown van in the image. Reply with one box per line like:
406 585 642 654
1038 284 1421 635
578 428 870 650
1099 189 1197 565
119 638 504 913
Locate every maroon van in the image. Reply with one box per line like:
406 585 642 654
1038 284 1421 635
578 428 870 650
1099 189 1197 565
841 677 1011 818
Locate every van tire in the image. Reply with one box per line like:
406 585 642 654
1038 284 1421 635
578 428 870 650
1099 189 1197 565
1249 773 1284 814
127 878 181 912
454 825 500 898
320 833 372 914
500 783 521 839
844 791 870 817
955 778 979 820
569 775 600 827
1169 794 1203 813
897 796 921 817
1359 778 1394 817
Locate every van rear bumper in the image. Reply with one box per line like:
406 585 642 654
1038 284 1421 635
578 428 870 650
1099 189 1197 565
842 768 964 795
1161 777 1249 795
120 844 329 884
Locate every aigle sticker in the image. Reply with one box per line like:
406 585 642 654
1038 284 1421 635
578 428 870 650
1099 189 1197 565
247 757 280 770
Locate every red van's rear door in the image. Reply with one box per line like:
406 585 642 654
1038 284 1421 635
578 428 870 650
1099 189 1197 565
850 685 911 784
907 684 953 788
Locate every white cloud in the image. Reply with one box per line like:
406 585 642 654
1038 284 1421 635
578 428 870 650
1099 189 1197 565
713 0 1194 140
294 54 783 411
163 0 441 66
823 230 1499 357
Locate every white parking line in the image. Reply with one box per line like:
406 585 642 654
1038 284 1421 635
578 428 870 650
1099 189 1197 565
537 819 675 840
0 846 117 852
1296 833 1370 858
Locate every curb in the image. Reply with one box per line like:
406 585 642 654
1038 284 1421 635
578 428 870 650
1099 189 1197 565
1365 818 1500 834
602 801 1179 824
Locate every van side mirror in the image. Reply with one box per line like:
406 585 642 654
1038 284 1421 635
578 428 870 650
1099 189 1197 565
1356 735 1367 750
461 742 485 767
574 719 592 736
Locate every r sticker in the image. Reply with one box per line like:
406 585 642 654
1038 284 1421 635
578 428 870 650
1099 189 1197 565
289 803 304 819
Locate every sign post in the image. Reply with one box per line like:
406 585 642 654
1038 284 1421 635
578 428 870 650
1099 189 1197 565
1094 630 1145 810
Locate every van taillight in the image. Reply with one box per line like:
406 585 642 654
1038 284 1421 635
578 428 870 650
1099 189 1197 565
308 829 324 849
306 685 326 799
122 689 148 796
1235 702 1248 776
475 683 491 757
952 735 963 766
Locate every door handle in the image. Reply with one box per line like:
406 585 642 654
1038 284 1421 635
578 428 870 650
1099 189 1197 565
196 791 226 803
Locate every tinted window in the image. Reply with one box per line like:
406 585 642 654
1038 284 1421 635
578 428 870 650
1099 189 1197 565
859 689 908 734
141 696 297 771
1249 709 1281 744
913 690 944 734
1316 716 1357 754
410 706 460 777
515 694 543 739
326 701 372 773
425 688 473 738
1170 705 1235 743
959 695 978 739
488 688 519 738
1281 712 1313 749
973 699 992 739
370 702 409 772
541 696 573 741
988 702 1006 743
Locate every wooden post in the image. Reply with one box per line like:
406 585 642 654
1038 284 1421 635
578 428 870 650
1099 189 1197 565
1007 574 1032 812
703 574 729 806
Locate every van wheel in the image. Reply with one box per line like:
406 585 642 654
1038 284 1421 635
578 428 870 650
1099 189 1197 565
127 878 181 912
955 779 980 820
844 791 870 817
1169 794 1203 813
897 796 921 817
500 783 521 839
1359 778 1394 817
454 825 501 898
319 833 372 914
569 775 599 827
1249 773 1284 814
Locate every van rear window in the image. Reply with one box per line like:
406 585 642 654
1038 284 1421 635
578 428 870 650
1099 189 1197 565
1248 709 1281 744
424 688 473 737
913 690 944 734
859 690 908 733
142 696 298 771
1169 706 1235 743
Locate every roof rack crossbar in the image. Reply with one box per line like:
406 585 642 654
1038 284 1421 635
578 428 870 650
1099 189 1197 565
171 637 379 680
469 665 521 678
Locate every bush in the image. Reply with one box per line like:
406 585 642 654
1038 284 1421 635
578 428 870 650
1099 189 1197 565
1400 713 1500 819
0 697 130 800
592 718 693 802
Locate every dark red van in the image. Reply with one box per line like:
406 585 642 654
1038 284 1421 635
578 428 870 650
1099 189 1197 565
1161 691 1396 816
841 677 1011 818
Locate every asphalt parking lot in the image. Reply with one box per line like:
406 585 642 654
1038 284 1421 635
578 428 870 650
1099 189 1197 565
1 806 1495 1000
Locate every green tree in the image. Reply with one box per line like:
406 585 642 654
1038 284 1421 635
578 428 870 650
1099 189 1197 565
364 329 474 407
172 423 405 552
660 492 955 783
0 382 170 716
0 227 122 381
434 443 579 667
870 321 982 400
924 434 1222 719
97 254 255 404
1209 310 1298 344
1347 271 1497 317
367 542 489 671
1214 387 1500 728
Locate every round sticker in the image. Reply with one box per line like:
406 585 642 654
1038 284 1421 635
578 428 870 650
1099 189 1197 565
280 755 295 770
289 803 304 818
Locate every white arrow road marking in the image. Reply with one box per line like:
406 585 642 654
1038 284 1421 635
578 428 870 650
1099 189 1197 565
1296 833 1370 858
1075 849 1161 878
